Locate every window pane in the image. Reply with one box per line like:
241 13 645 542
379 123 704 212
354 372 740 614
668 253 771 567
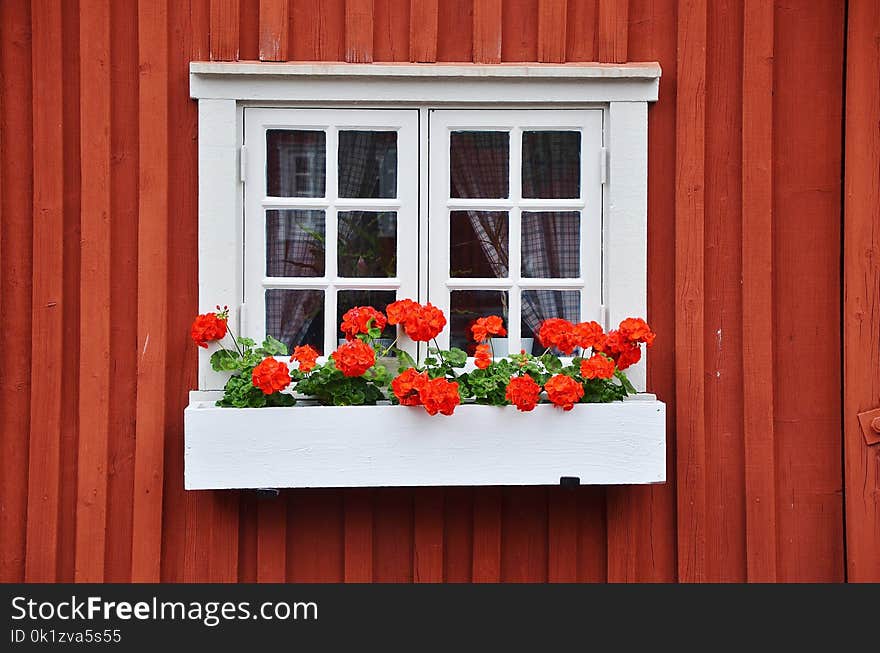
337 290 397 344
266 210 326 277
266 289 324 353
337 211 397 278
521 211 580 278
338 131 397 198
266 130 326 197
521 290 580 355
450 131 509 199
522 131 581 199
449 290 508 353
450 211 509 278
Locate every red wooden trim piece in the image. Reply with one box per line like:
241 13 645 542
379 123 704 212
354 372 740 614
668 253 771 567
413 488 444 582
259 0 288 61
75 0 112 583
843 0 880 582
548 487 578 582
538 0 567 63
741 0 777 583
25 0 65 583
410 0 438 63
472 0 502 64
598 0 627 63
344 489 373 582
130 0 169 582
674 0 707 583
345 0 374 63
192 0 211 60
565 0 596 62
257 496 287 582
471 487 502 582
208 493 240 582
210 0 240 60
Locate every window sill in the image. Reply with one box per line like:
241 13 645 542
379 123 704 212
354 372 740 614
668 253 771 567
184 394 666 489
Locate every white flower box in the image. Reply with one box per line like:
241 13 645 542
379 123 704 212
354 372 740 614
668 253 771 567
184 393 666 489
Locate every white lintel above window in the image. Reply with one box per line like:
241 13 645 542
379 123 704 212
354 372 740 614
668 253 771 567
190 62 661 392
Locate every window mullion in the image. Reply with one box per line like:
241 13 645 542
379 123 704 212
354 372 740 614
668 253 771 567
324 126 339 356
508 127 523 355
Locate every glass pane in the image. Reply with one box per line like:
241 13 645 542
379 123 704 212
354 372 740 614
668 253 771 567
450 131 509 199
266 130 326 197
521 131 581 199
449 290 509 353
450 211 509 279
521 290 580 355
337 211 397 278
266 289 324 353
521 211 580 278
337 290 397 345
266 210 326 277
338 131 397 198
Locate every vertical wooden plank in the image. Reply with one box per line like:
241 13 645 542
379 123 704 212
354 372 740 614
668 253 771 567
236 494 258 582
130 0 169 582
675 0 707 583
443 487 473 582
373 0 410 61
0 0 33 584
25 0 65 583
437 0 472 62
372 489 413 582
257 496 287 582
210 0 240 60
502 0 537 61
344 489 373 582
240 0 260 59
844 0 880 583
409 0 437 62
471 487 502 582
598 0 627 62
288 490 344 582
259 0 287 60
741 0 777 583
209 493 241 582
576 487 607 582
290 0 345 61
75 0 112 583
345 0 374 62
501 487 548 582
537 0 566 63
472 0 501 63
565 0 596 61
548 487 577 582
413 488 444 582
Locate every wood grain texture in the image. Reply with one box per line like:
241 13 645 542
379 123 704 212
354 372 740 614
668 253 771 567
414 488 444 581
538 0 566 63
259 0 287 60
374 0 410 61
372 489 413 582
257 497 287 581
345 0 374 62
437 0 472 61
240 0 259 60
741 0 777 582
472 0 502 63
409 0 438 62
502 0 537 61
344 489 373 582
598 0 627 62
291 0 345 60
548 487 578 581
287 490 343 582
472 487 502 582
565 0 597 61
210 0 240 60
843 0 880 582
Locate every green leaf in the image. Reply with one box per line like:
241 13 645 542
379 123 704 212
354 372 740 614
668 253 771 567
210 349 241 372
258 334 288 356
541 353 563 373
237 336 256 348
393 348 416 371
367 326 382 340
441 347 468 368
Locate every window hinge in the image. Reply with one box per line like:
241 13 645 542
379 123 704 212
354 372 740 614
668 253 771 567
239 145 247 182
600 147 608 185
239 302 247 336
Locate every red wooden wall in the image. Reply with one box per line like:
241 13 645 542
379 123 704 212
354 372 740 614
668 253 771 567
0 0 873 583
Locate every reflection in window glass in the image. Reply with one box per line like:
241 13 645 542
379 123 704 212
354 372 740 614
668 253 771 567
521 131 581 199
521 212 580 278
337 290 397 344
450 131 509 199
266 210 326 278
266 130 326 197
337 211 397 278
338 131 398 198
265 289 324 353
521 290 580 355
450 290 508 353
450 211 508 278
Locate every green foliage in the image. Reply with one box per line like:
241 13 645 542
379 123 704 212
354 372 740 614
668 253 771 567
212 336 294 408
294 362 385 406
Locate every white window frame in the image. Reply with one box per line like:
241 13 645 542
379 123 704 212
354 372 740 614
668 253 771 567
190 62 661 392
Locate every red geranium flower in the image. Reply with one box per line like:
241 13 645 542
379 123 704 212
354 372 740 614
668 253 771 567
474 343 492 369
618 317 656 347
391 368 429 406
190 306 229 348
537 318 579 355
580 353 616 380
331 339 376 377
418 377 461 416
292 344 320 372
594 329 642 370
403 303 447 342
340 306 387 341
471 315 507 342
386 299 419 325
574 321 604 350
544 374 584 411
252 357 291 395
505 374 542 412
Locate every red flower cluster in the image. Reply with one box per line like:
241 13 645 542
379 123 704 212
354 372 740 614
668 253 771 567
474 343 492 370
331 339 376 377
252 357 291 395
505 374 542 412
544 374 584 411
536 318 580 355
419 377 461 416
387 299 446 342
391 368 429 406
618 317 656 348
574 321 604 350
292 345 320 372
190 306 229 348
580 353 615 380
594 331 641 370
340 306 387 341
471 315 507 342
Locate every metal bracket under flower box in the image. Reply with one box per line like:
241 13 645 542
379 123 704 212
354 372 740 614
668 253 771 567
184 394 666 489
